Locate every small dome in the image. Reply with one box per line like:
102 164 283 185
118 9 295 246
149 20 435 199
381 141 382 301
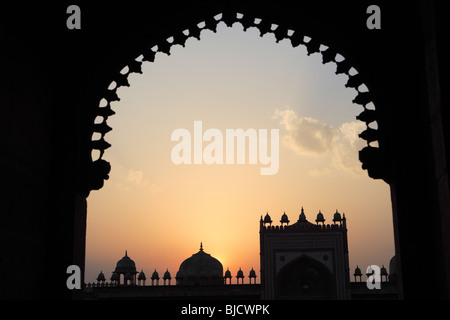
354 265 362 276
298 207 307 222
315 210 325 224
263 213 272 224
151 269 160 280
381 265 388 276
138 269 146 280
115 251 137 273
280 212 290 225
249 268 257 278
163 269 171 280
96 271 106 282
237 268 244 278
333 210 342 223
224 268 232 279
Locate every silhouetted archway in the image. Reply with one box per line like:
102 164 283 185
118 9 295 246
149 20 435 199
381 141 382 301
85 11 384 193
276 255 334 299
84 9 391 290
2 2 448 300
72 3 450 300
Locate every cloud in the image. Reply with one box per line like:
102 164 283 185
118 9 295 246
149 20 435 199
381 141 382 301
274 106 366 176
126 168 149 186
111 167 163 193
126 168 163 193
274 107 338 156
332 121 367 175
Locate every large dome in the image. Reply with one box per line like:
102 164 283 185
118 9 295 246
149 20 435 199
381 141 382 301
114 251 137 273
176 243 224 286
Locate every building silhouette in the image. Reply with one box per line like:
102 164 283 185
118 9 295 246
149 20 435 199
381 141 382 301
176 242 224 286
84 209 397 300
260 208 350 299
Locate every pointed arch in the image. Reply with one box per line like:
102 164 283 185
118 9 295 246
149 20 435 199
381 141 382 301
82 10 384 195
276 255 335 299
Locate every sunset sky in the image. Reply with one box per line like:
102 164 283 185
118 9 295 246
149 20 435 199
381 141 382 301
85 21 394 284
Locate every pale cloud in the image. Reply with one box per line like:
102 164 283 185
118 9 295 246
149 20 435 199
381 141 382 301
127 168 149 186
332 121 367 176
127 168 163 193
274 106 366 176
111 167 163 193
274 107 337 156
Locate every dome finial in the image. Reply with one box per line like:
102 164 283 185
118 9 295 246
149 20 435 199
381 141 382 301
125 250 128 257
299 207 307 222
200 242 203 251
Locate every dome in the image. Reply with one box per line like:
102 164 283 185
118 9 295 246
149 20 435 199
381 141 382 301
115 251 137 273
249 268 257 278
333 210 342 223
380 265 388 276
315 210 325 224
151 269 160 280
263 213 272 224
177 243 224 286
280 212 290 225
298 207 307 222
138 270 146 280
224 268 232 279
237 268 244 278
354 265 362 276
96 271 106 282
163 269 171 280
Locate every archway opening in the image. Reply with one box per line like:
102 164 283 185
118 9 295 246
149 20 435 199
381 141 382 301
276 256 334 299
85 13 394 287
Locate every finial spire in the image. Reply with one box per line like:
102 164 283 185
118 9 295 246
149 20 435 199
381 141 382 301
125 250 128 257
200 242 203 251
